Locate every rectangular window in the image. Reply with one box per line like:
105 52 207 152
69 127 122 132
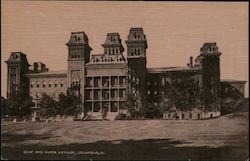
37 84 39 88
55 84 57 87
182 114 185 119
31 85 33 88
61 83 63 87
43 84 45 88
49 84 51 87
190 113 192 119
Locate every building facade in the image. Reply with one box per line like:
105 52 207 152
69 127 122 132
5 27 246 120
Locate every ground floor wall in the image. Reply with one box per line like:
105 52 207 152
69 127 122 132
163 109 221 120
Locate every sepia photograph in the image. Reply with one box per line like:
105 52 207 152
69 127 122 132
1 1 249 160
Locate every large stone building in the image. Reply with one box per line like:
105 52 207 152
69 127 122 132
5 27 246 120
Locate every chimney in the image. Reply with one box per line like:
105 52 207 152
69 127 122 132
190 57 193 67
33 63 38 72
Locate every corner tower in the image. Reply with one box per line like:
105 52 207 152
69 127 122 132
200 43 221 113
125 27 148 110
5 52 30 100
66 32 92 94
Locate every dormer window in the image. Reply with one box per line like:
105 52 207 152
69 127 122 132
133 33 137 38
74 35 78 41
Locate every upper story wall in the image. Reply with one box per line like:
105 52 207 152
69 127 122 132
26 71 67 100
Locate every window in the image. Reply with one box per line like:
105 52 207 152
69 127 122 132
116 49 118 54
190 113 192 119
36 82 39 88
182 114 185 119
31 82 34 88
55 81 58 87
168 113 171 118
42 81 46 88
61 81 63 87
133 33 137 38
147 91 150 95
138 48 141 55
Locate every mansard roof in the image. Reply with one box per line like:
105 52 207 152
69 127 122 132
26 70 67 78
66 32 90 47
126 27 147 48
102 33 124 51
5 52 30 66
147 66 201 74
200 42 221 56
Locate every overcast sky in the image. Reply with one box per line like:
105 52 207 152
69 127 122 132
1 1 248 97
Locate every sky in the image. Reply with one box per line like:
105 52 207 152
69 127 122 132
1 1 249 97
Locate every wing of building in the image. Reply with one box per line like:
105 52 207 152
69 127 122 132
5 28 247 120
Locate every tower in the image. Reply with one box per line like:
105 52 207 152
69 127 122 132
66 32 92 96
5 52 30 100
102 33 124 56
125 27 148 110
200 43 221 113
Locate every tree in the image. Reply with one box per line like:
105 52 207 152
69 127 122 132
38 93 57 117
57 88 81 116
158 72 202 119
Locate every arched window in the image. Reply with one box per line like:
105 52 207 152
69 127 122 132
108 49 111 54
138 48 141 55
112 48 115 55
30 82 34 88
36 81 40 88
134 49 137 55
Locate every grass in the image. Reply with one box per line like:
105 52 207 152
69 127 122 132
1 112 249 160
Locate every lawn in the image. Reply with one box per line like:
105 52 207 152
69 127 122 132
1 112 248 160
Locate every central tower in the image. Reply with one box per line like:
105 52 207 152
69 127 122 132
125 27 148 111
66 32 92 96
